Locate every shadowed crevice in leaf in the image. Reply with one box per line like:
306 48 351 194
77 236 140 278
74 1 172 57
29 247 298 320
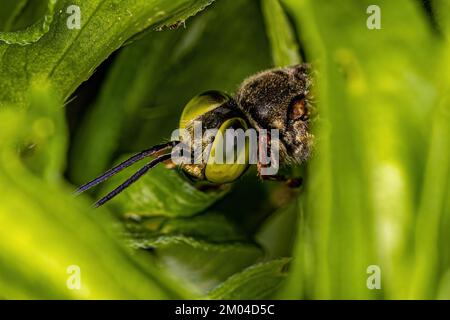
0 0 29 31
0 0 58 45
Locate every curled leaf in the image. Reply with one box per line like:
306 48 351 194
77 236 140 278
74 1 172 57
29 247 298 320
207 258 290 299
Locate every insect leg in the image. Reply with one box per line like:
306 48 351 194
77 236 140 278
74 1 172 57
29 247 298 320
94 153 172 207
258 172 303 188
256 133 302 188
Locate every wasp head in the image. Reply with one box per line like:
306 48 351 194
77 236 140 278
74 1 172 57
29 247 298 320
236 64 315 165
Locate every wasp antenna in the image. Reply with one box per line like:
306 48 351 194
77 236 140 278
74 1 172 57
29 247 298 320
75 141 178 195
94 153 172 208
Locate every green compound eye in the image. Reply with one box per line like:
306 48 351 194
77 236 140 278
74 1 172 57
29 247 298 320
179 90 231 129
205 117 250 184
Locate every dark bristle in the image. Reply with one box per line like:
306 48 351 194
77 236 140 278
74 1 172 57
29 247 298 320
75 141 177 195
94 153 172 207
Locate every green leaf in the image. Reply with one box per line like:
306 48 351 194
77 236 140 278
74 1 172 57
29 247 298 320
281 0 445 299
261 0 301 67
122 211 263 294
122 212 249 243
0 87 193 299
207 258 290 299
256 201 299 258
0 0 28 31
130 235 263 294
410 47 450 298
0 0 57 45
159 214 245 241
20 81 68 182
0 0 216 107
434 0 450 37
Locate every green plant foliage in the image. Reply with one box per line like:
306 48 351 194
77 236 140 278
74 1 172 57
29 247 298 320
207 258 290 299
261 0 301 67
0 0 216 106
1 0 449 301
0 0 29 31
122 212 249 242
136 236 262 294
281 0 450 299
122 213 263 294
0 85 192 299
0 0 58 45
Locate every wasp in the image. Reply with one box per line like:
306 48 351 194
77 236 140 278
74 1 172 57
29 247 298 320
76 64 315 207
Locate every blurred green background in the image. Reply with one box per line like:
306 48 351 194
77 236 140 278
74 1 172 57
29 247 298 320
0 0 449 299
